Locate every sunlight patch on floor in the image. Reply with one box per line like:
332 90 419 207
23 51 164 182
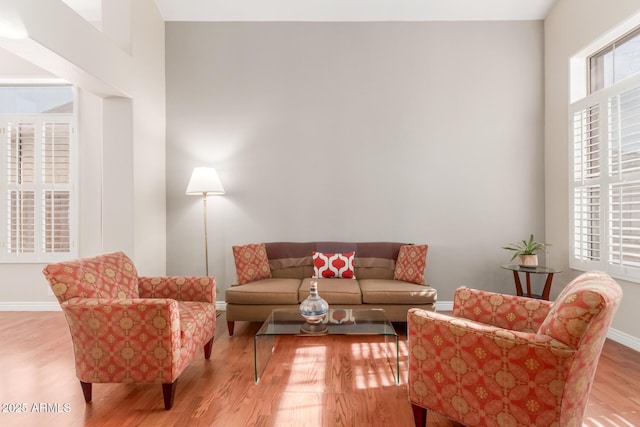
286 344 327 387
273 392 324 426
351 341 396 390
584 413 639 427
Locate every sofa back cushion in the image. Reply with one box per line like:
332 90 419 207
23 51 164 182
263 242 407 280
264 242 315 278
43 251 140 303
353 242 405 280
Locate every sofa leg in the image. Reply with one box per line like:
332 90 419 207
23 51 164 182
411 404 426 427
80 381 92 403
162 381 177 410
204 337 214 359
227 321 234 336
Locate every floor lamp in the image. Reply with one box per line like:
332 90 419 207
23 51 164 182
186 167 225 276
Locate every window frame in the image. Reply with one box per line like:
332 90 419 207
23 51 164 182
588 26 640 94
570 35 640 283
0 89 78 264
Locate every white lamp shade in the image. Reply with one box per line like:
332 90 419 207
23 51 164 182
186 167 225 195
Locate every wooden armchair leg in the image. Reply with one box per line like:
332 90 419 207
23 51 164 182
80 381 92 403
227 321 235 336
204 337 214 359
411 404 427 427
162 381 177 410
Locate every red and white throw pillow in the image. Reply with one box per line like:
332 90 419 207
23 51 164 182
394 244 428 285
232 243 272 285
313 251 355 279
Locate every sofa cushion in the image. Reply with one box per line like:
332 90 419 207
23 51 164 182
359 279 437 304
271 266 315 279
394 244 428 285
299 278 362 304
354 267 395 280
313 251 355 279
232 243 272 285
225 278 301 305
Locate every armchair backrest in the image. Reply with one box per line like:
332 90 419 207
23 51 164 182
538 271 622 348
43 251 140 303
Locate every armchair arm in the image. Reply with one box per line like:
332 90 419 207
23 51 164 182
453 287 553 333
61 298 183 384
138 276 215 303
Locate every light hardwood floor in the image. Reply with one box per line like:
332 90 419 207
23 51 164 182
0 311 638 427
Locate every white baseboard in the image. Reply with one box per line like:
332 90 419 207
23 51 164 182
0 301 228 312
606 327 640 351
0 302 61 311
2 300 638 351
435 301 453 311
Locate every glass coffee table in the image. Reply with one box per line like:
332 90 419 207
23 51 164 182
254 308 399 384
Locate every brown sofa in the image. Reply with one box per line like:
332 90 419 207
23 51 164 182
225 242 437 335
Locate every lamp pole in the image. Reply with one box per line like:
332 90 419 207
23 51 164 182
186 167 225 277
201 192 210 276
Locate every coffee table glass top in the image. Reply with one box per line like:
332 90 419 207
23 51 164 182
256 308 397 336
254 308 399 384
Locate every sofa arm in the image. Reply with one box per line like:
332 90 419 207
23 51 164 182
60 297 183 383
452 287 553 333
138 276 215 303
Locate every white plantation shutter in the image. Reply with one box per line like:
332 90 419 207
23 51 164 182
572 104 602 266
573 185 601 262
609 87 640 177
1 116 76 262
607 86 640 274
7 121 36 254
44 191 71 253
42 122 72 254
573 105 601 181
609 181 640 268
570 73 640 281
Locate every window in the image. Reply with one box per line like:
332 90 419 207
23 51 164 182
571 27 640 282
0 86 77 262
589 28 640 93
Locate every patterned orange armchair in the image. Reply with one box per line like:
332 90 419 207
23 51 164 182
407 271 622 427
43 251 216 410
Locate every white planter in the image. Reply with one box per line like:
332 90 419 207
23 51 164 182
518 254 538 267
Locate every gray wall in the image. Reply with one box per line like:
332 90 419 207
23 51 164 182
166 21 545 301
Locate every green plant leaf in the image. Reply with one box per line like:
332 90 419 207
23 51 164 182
502 234 550 259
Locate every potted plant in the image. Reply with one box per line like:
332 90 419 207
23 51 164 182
502 234 549 267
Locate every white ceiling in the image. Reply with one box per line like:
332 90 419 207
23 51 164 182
63 0 557 23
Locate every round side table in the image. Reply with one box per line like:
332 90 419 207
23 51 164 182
500 265 562 300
